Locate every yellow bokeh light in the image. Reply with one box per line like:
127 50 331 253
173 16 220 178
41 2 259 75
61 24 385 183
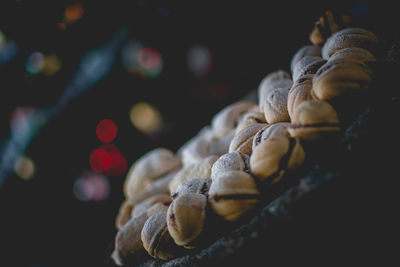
129 102 163 134
43 54 62 76
14 156 35 180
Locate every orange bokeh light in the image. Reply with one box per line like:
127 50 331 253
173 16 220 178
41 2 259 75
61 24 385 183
65 2 84 22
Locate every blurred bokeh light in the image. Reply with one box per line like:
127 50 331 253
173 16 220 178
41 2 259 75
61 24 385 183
187 45 213 78
89 143 127 176
138 47 163 78
42 54 62 76
0 29 18 66
64 2 85 23
14 156 35 180
96 119 117 143
101 143 128 177
89 147 111 173
9 106 36 133
73 171 110 202
129 102 163 134
26 51 45 75
121 40 163 79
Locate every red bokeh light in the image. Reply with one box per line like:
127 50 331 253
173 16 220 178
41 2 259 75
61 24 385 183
89 144 127 176
96 119 117 143
138 47 161 69
89 148 111 173
101 144 128 176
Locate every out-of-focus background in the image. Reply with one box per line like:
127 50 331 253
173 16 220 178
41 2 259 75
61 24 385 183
0 0 395 266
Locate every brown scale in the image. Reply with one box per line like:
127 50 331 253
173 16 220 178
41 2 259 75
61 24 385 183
310 10 352 46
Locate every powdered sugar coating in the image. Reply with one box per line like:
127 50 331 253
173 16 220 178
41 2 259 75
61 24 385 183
261 86 291 124
229 123 266 155
252 122 291 151
288 74 314 119
290 45 322 73
292 56 326 82
322 28 378 60
328 47 376 63
211 101 258 139
211 151 250 179
258 70 292 104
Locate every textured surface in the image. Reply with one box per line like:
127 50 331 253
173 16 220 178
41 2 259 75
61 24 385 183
127 35 400 267
137 98 399 267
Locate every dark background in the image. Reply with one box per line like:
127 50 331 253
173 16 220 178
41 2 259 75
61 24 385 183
0 1 397 266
